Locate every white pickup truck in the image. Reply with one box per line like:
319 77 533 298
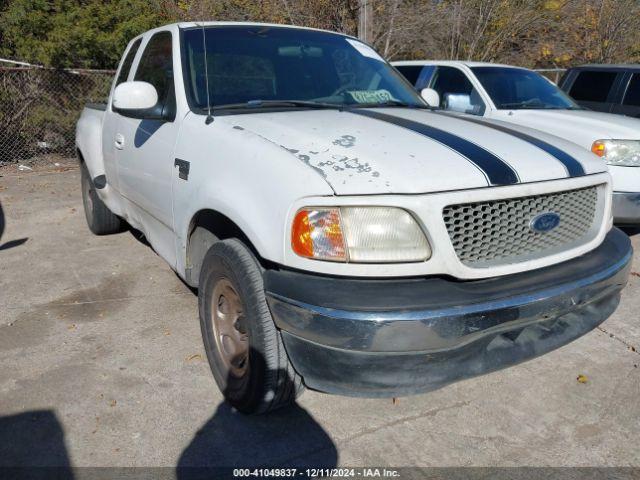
76 23 632 414
393 61 640 225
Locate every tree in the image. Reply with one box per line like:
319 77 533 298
165 0 359 35
0 0 174 68
1 0 640 69
565 0 640 64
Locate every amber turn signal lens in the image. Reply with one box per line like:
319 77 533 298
591 140 606 157
291 210 314 258
291 208 347 261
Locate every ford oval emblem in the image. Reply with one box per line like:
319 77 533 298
530 212 561 233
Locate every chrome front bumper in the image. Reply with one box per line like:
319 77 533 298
613 192 640 225
265 228 632 397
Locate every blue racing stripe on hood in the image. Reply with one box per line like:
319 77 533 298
351 109 519 185
442 114 586 177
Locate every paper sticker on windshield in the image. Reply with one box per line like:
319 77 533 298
345 39 384 62
348 89 394 104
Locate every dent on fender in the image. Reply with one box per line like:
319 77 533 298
332 134 356 148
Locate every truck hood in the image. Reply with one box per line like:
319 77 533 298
224 108 605 195
491 109 640 150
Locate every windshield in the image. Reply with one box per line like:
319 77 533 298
471 67 580 110
181 25 425 111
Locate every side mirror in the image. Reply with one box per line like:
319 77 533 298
420 88 440 107
444 93 472 113
112 81 158 114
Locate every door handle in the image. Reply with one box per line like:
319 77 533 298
114 133 125 150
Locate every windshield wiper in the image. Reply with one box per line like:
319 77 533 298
497 99 575 110
498 102 577 110
213 100 343 110
497 101 548 109
210 99 431 112
345 100 432 110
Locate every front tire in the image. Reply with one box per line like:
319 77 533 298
198 239 303 414
80 163 122 235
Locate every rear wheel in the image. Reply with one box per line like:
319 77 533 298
80 163 122 235
198 238 303 414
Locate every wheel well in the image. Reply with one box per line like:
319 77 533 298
185 210 262 287
76 147 85 164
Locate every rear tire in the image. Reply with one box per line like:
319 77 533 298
80 163 122 235
198 238 303 414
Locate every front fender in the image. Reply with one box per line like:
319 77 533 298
172 113 335 279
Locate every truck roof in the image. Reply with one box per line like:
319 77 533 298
170 21 354 38
391 60 528 69
569 64 640 70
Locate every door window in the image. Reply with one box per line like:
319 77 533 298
133 31 175 118
623 74 640 107
115 38 142 87
569 70 617 102
430 66 485 115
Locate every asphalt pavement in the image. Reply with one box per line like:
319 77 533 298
1 165 639 472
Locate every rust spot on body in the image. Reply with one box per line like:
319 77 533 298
335 155 372 174
332 135 356 148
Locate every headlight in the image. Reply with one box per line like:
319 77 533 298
291 207 431 263
591 140 640 167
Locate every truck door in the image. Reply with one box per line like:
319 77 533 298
102 37 142 193
114 30 179 263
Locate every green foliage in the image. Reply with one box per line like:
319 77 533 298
0 0 175 68
1 0 639 71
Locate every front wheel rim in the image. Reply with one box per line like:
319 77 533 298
210 278 249 378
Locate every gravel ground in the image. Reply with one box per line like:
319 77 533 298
1 165 639 474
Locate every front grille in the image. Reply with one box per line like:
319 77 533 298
443 185 601 267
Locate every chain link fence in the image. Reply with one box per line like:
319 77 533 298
0 61 114 166
0 60 568 167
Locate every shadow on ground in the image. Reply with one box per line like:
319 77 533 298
177 351 337 478
621 226 640 237
0 410 74 479
126 224 151 247
0 237 29 251
0 199 28 250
